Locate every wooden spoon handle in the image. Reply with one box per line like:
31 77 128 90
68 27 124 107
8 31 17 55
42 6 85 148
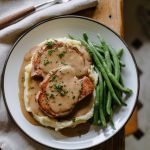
0 6 36 30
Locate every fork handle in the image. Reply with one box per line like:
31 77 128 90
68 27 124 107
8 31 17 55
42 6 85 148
0 6 36 30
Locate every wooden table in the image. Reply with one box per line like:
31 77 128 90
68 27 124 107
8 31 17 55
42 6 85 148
76 0 138 149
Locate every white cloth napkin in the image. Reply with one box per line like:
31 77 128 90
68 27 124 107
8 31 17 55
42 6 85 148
0 0 98 149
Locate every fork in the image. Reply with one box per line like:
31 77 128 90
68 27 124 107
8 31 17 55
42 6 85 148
0 0 71 30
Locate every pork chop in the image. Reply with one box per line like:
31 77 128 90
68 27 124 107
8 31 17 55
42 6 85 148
36 66 94 118
31 39 91 79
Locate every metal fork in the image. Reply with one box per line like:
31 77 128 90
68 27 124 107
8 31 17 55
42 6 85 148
0 0 71 30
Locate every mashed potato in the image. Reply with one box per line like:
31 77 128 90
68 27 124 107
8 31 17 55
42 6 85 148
24 38 98 131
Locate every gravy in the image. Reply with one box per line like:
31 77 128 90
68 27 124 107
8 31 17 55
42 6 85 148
19 43 94 136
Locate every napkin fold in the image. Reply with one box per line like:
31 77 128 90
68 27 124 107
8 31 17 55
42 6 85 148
0 0 98 149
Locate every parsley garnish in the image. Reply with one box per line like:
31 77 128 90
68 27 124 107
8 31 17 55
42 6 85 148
48 50 53 55
58 51 66 58
50 75 57 82
46 41 53 47
60 91 66 96
43 59 49 66
50 94 55 99
54 84 63 90
54 84 67 96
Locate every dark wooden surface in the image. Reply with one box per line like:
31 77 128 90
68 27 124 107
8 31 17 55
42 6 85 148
76 0 125 149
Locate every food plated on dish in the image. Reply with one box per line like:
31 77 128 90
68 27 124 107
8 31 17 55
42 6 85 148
2 16 139 149
19 33 132 132
20 37 96 131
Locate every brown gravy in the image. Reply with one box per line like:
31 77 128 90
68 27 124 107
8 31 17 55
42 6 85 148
19 45 94 136
19 47 40 125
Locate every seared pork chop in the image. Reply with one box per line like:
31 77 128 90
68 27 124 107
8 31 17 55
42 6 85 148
36 66 94 118
31 39 91 79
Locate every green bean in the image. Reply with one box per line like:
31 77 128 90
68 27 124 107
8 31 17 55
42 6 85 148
102 45 124 67
115 76 124 102
95 67 107 127
109 59 125 70
83 32 88 42
105 45 127 104
117 48 124 59
117 49 125 67
103 81 107 116
87 38 132 107
106 92 112 115
103 42 120 80
95 51 132 94
99 85 107 127
93 83 100 125
83 34 132 97
94 45 102 49
108 73 132 94
98 76 107 127
115 89 127 106
104 50 112 71
95 46 105 54
110 108 114 127
68 34 75 40
103 47 113 115
69 33 132 128
81 39 122 106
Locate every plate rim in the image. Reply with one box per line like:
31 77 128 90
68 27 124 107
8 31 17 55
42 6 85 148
1 15 140 149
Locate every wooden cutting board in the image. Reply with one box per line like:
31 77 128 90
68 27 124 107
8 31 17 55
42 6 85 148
76 0 138 149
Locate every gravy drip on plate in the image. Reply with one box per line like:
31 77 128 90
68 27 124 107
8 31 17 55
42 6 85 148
19 46 40 125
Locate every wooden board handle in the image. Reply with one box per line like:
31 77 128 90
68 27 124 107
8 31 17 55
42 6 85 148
0 6 35 30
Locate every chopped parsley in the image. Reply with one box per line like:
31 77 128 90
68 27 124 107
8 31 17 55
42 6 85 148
50 94 55 99
50 75 57 82
54 84 63 90
54 84 67 96
58 51 66 58
43 59 49 66
48 50 53 55
60 90 67 96
46 41 53 47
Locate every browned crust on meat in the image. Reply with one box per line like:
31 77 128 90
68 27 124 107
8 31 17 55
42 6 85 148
79 76 94 101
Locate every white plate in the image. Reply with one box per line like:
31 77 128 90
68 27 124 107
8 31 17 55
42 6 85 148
2 16 139 149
